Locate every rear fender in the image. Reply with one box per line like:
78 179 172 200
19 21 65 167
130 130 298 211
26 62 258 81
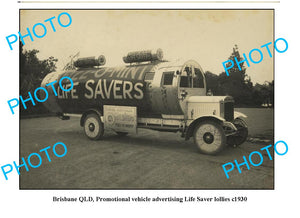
80 109 102 127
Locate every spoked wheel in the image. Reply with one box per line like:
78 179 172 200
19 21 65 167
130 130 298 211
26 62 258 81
227 118 248 147
83 113 104 140
193 121 226 155
116 132 128 136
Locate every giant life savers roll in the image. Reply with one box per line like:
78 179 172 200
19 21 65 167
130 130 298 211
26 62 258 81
123 49 163 63
74 55 106 68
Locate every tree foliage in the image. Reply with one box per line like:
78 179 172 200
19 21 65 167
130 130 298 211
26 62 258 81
20 42 58 115
205 45 273 107
252 81 274 107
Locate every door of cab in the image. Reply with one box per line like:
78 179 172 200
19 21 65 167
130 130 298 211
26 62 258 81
159 68 182 114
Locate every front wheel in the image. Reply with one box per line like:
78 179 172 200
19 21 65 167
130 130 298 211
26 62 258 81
193 121 226 155
83 113 104 140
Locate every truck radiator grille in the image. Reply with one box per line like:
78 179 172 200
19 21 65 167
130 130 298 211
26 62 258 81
224 102 234 121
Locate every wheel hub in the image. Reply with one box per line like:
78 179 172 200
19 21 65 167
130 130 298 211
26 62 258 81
88 123 95 132
203 132 214 144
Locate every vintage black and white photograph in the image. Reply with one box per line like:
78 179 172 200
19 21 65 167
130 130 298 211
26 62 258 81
19 9 274 189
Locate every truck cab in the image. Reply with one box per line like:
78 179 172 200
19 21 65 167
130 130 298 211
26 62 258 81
135 58 248 154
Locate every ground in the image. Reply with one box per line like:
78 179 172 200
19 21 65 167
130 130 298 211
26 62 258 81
20 108 274 189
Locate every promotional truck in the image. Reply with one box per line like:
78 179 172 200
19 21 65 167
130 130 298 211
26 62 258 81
41 49 248 155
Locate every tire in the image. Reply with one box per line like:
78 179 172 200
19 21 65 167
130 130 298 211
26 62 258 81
227 118 248 147
193 120 226 155
83 113 104 140
116 132 128 136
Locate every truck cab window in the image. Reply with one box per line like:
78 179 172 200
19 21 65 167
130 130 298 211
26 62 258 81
162 71 174 86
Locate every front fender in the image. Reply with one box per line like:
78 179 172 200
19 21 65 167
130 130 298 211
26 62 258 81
185 115 225 140
234 111 247 119
186 115 225 127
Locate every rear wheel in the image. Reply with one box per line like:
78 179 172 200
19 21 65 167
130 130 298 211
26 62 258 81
193 121 226 155
83 113 104 140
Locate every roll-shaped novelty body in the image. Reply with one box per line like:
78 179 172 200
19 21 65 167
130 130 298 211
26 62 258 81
41 59 206 116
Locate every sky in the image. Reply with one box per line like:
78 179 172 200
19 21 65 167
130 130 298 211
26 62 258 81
20 9 274 84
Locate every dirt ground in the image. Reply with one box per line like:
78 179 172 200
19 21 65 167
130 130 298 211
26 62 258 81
19 108 274 189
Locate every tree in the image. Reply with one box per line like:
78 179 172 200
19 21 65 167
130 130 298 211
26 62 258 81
219 45 253 106
252 81 274 107
205 71 222 95
20 42 58 115
204 45 273 107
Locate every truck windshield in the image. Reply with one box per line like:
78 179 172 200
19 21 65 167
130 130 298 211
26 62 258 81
193 68 204 88
180 66 192 88
180 76 189 87
180 67 204 88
